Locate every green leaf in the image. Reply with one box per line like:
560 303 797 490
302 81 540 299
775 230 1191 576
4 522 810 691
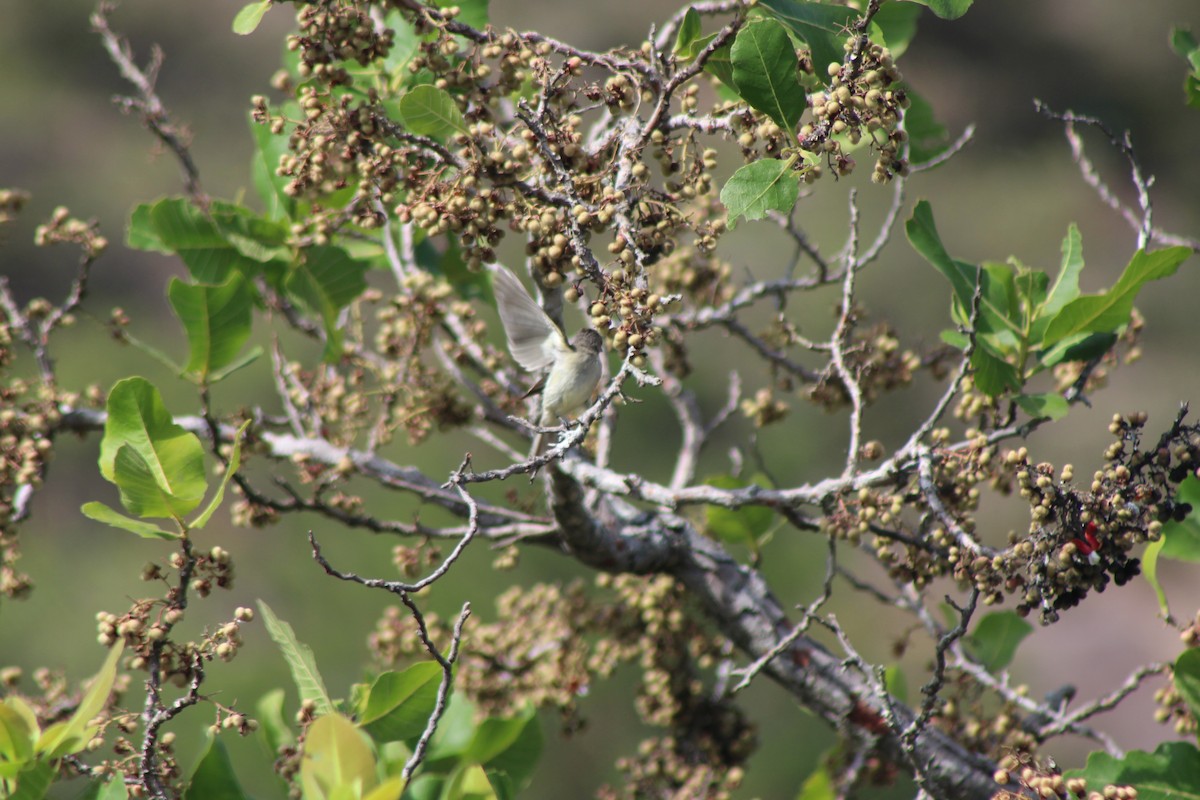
127 199 271 283
730 18 807 132
250 112 298 221
702 42 737 93
300 714 378 798
1174 649 1200 722
363 777 405 800
1160 477 1200 562
424 694 477 763
168 275 253 381
445 764 500 800
720 158 799 229
184 737 247 800
399 85 468 139
702 474 775 548
38 644 123 759
0 699 39 766
6 761 53 800
906 202 1020 340
964 611 1031 671
257 600 336 718
1141 537 1170 618
98 378 206 518
883 666 908 704
1170 27 1200 109
1038 332 1118 370
359 663 444 744
900 0 973 21
968 344 1020 397
94 777 130 800
113 443 201 519
189 420 251 530
1014 393 1069 421
285 245 370 362
232 0 271 34
903 90 949 165
674 8 703 58
81 501 180 540
871 2 922 58
1037 224 1085 324
256 688 296 755
469 706 542 789
757 0 859 86
1068 741 1200 800
796 764 835 800
1042 247 1191 346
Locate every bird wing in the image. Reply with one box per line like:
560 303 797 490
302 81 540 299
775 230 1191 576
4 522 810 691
490 264 568 372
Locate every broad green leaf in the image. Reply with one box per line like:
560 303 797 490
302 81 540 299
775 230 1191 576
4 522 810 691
903 90 949 165
94 777 130 800
127 199 265 283
969 344 1020 397
81 501 180 540
1068 741 1200 800
399 85 468 139
184 737 246 800
900 0 973 21
470 706 542 788
363 777 405 800
0 699 39 766
1037 224 1085 325
720 158 799 228
285 245 370 362
232 0 271 34
1014 393 1069 421
1038 331 1117 370
301 714 377 797
703 42 736 93
1141 537 1170 618
485 770 516 800
38 643 123 759
1170 27 1200 108
906 202 1020 339
906 201 979 317
871 2 922 58
702 474 775 549
796 764 835 800
359 663 444 743
98 377 206 519
1174 649 1200 722
1160 477 1200 562
883 666 908 704
113 443 203 519
6 761 53 800
757 0 859 86
189 420 252 530
424 694 477 763
169 275 253 380
964 611 1031 671
730 18 806 132
674 8 703 58
1042 247 1191 346
257 600 336 717
256 688 296 755
446 764 500 800
250 111 298 221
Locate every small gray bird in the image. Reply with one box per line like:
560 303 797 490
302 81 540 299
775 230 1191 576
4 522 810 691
490 264 604 459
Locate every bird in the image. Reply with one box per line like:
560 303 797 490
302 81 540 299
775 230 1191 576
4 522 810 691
490 264 604 461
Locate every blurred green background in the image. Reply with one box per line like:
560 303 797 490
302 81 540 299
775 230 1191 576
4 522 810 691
2 1 1200 797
